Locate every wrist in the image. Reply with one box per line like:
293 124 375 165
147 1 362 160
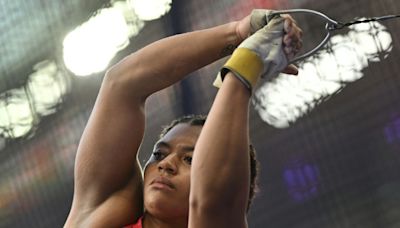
235 15 251 43
234 21 245 43
214 48 263 91
218 21 243 57
227 21 245 47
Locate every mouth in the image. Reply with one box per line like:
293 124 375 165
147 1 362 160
150 176 175 190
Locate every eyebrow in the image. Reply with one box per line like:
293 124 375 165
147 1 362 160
155 141 195 152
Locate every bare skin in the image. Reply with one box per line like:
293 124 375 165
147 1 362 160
64 10 302 228
142 124 201 228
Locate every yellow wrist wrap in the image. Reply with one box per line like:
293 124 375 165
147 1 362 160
214 48 263 91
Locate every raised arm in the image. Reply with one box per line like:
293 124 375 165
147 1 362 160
189 13 303 227
65 19 248 227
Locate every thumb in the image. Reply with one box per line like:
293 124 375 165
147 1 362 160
282 64 298 75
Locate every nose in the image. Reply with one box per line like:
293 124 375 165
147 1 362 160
157 155 178 175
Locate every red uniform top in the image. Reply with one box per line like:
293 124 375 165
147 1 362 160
123 217 142 228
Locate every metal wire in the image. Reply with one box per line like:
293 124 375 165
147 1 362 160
333 14 400 30
270 9 400 63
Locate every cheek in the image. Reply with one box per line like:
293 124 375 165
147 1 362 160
143 164 157 185
181 169 192 193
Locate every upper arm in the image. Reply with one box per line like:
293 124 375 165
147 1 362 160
188 73 251 228
67 73 147 225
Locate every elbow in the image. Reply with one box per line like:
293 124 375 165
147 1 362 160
102 61 148 103
104 52 144 86
103 63 132 88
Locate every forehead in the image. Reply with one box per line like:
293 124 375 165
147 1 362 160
159 123 202 146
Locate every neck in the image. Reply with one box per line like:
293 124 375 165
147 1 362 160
142 212 188 228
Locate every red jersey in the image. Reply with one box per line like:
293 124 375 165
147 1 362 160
123 217 142 228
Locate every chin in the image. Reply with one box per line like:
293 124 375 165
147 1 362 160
145 197 188 219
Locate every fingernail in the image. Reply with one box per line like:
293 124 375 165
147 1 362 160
284 46 292 54
284 36 292 46
284 20 291 33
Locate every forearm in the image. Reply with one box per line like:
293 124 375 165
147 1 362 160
71 21 242 212
105 21 242 100
190 72 251 215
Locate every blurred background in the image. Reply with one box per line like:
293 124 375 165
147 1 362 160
1 0 400 227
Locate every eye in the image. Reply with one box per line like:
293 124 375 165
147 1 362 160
183 155 192 165
152 151 166 161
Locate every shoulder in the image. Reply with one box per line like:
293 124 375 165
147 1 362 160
65 181 144 228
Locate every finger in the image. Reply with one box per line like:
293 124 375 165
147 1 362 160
294 39 303 53
283 36 292 47
292 24 303 40
283 21 302 56
283 33 302 56
282 64 299 75
284 46 293 56
282 16 302 37
282 16 293 34
283 21 303 56
287 24 302 43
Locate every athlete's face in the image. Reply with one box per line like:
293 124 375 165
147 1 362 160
143 123 202 219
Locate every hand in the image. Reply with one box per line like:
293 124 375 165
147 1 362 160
236 9 273 40
216 13 303 91
236 10 302 75
281 14 303 75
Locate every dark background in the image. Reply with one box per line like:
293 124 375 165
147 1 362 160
1 0 400 227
